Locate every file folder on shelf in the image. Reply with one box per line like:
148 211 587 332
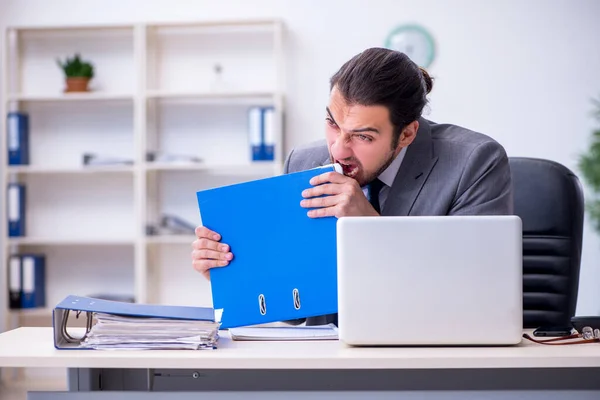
20 254 46 309
7 112 29 165
196 163 342 329
7 183 25 237
53 295 221 350
248 106 275 161
8 255 21 309
262 106 275 161
249 107 263 161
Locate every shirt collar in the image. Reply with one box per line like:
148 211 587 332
377 146 407 187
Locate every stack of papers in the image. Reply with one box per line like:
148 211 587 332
80 313 221 350
229 324 338 341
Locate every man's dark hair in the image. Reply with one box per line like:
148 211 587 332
330 47 433 148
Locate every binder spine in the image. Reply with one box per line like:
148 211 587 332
8 255 22 309
36 255 46 307
249 107 263 161
7 112 29 165
7 183 26 237
262 107 275 161
21 254 45 308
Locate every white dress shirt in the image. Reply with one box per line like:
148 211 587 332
362 146 407 212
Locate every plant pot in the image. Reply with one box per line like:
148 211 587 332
64 77 90 93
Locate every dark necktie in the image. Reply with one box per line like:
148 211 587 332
368 178 385 214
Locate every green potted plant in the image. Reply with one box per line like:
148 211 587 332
56 53 94 93
578 95 600 232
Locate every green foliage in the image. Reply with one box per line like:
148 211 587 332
578 96 600 233
56 53 94 78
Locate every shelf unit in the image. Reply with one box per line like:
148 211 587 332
0 19 285 340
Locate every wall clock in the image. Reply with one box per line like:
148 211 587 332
385 24 435 68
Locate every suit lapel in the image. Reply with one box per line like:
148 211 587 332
382 118 439 216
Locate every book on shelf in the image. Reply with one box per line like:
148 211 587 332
82 153 134 166
146 213 196 236
146 151 202 164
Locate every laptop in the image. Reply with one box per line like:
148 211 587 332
336 215 523 346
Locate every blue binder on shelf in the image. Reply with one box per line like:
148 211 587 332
7 183 26 237
248 106 275 161
52 295 219 349
262 106 275 161
196 163 342 329
7 112 29 165
8 255 22 309
20 254 46 309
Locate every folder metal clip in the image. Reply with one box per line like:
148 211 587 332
258 294 266 315
293 288 301 310
59 309 93 344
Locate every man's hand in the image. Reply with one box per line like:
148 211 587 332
191 226 233 280
300 171 379 218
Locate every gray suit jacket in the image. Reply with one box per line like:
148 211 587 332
283 118 513 326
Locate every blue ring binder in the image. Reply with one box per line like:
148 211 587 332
196 163 343 328
53 295 220 350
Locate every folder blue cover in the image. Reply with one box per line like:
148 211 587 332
7 183 25 237
52 295 218 349
56 295 216 320
196 163 342 329
20 254 45 309
7 112 29 165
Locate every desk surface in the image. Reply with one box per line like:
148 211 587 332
1 327 599 370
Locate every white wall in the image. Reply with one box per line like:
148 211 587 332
1 0 600 314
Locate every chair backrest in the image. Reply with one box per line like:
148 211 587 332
509 157 584 329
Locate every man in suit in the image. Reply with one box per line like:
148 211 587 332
191 47 513 325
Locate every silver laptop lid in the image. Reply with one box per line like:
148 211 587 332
336 215 523 346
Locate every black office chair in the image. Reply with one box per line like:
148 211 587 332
509 157 585 329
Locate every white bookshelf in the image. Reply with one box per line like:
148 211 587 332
0 19 285 343
6 165 135 174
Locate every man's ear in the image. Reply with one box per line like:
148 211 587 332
398 120 419 148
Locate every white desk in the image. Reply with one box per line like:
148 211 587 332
1 327 600 399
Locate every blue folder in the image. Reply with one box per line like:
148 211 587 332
196 163 342 329
7 112 29 165
20 254 46 309
53 295 218 349
7 183 25 237
248 106 275 161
